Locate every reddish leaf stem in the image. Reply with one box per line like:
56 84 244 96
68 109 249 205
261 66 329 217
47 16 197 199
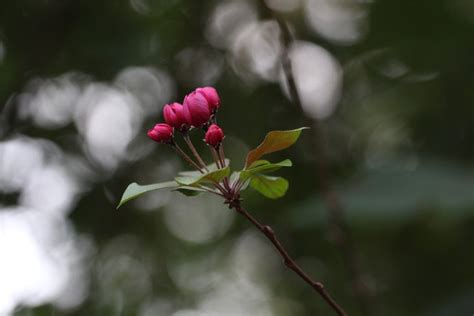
210 146 222 169
217 144 232 191
183 133 209 172
207 146 230 193
171 143 204 173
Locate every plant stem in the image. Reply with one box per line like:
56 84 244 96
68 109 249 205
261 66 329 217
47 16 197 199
233 177 246 193
183 134 209 172
173 142 228 194
210 146 222 168
218 144 226 167
171 143 204 173
207 146 230 193
231 177 242 192
200 186 224 197
217 144 232 191
259 3 374 315
214 182 228 195
231 201 347 316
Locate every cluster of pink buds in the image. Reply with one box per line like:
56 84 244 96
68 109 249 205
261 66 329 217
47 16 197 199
147 87 228 185
139 86 303 205
147 86 224 147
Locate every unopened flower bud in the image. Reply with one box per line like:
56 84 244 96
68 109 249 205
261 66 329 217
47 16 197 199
196 86 220 112
183 91 211 127
163 102 187 130
205 124 224 147
147 123 173 143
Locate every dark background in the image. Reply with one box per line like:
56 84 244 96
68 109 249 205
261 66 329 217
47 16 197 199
0 0 473 315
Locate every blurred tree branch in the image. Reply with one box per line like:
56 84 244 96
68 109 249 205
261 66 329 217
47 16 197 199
259 2 376 315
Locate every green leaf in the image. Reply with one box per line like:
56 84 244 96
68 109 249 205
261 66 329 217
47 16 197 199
178 159 230 177
245 127 308 168
250 175 289 199
117 181 178 209
175 166 230 186
173 187 207 197
240 159 292 181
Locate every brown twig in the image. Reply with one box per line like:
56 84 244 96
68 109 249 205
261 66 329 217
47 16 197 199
259 4 374 315
231 201 347 316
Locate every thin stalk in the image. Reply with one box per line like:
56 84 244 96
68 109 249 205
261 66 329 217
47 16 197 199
217 144 231 191
183 134 209 172
234 177 246 193
232 202 347 316
231 166 244 192
199 186 224 197
218 144 227 167
214 181 227 195
171 143 204 173
208 146 231 193
231 177 242 192
210 146 222 168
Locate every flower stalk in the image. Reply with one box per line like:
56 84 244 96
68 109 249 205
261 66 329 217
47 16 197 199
183 133 209 172
169 142 204 174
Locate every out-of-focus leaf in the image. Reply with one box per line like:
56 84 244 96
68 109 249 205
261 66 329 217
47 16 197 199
250 175 289 199
117 181 178 209
245 127 308 168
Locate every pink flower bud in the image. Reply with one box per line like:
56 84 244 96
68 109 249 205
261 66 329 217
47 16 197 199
183 91 211 127
196 87 220 112
163 102 187 129
147 123 173 143
205 124 224 147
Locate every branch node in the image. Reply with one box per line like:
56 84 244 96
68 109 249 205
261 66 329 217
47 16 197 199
315 281 324 290
263 225 274 236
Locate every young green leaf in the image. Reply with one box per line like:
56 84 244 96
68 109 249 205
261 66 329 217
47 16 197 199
240 159 292 181
250 175 289 199
178 159 230 177
117 181 178 209
175 166 230 186
245 127 308 168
